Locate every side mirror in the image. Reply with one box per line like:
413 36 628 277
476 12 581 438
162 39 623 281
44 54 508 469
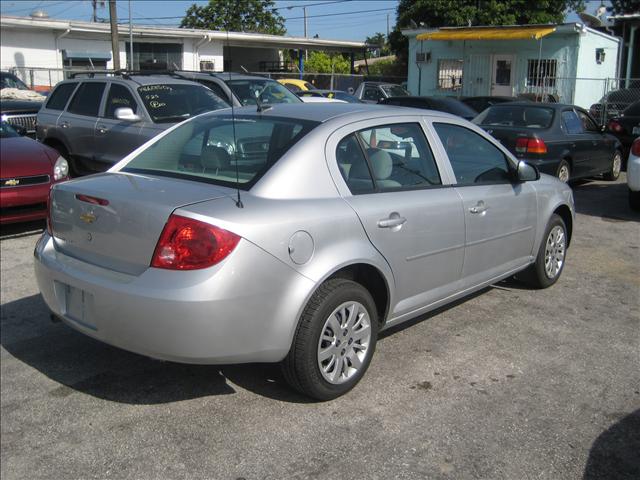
114 107 142 122
516 161 540 182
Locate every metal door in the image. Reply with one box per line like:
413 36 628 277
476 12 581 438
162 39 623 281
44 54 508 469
491 55 515 96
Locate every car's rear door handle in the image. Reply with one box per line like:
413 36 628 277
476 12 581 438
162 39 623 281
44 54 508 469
97 124 108 134
377 212 407 229
469 201 488 214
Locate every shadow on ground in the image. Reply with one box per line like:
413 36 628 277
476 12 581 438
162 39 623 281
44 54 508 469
583 409 640 480
0 220 45 240
572 180 639 222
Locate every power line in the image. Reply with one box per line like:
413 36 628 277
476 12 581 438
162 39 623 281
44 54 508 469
0 1 74 14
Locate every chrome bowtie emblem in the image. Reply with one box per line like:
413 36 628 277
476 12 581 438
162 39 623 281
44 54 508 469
4 178 19 186
80 212 97 224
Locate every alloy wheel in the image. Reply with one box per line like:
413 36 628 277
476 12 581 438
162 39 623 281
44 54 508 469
317 301 371 384
544 225 566 279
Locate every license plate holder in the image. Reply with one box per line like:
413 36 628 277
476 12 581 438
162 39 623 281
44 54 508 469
63 284 96 330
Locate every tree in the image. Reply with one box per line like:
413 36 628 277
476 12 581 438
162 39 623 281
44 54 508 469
608 0 640 14
304 51 351 74
180 0 286 35
365 32 391 57
389 0 585 64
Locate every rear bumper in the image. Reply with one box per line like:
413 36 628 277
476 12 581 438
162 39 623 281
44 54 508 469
34 233 315 364
521 157 560 177
0 183 50 224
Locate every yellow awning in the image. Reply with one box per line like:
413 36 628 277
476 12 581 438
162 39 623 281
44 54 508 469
416 26 556 41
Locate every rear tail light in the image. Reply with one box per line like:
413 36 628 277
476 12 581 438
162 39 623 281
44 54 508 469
608 120 624 133
515 137 547 154
632 138 640 157
151 214 240 270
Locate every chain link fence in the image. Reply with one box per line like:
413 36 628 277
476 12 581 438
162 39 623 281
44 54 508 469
515 76 640 123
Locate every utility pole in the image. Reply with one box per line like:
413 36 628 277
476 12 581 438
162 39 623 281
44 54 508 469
109 0 120 71
386 13 389 38
128 0 133 70
304 6 308 61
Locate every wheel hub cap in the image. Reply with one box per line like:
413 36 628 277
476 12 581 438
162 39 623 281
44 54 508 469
544 225 566 279
317 301 371 385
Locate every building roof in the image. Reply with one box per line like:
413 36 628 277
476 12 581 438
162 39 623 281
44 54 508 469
0 15 366 52
402 22 619 43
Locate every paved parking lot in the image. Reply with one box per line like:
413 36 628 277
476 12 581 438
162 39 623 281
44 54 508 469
1 176 638 480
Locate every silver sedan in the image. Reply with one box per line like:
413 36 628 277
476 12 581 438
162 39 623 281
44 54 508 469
34 103 575 400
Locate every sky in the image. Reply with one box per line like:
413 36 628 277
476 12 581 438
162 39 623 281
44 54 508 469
0 0 399 41
0 0 609 42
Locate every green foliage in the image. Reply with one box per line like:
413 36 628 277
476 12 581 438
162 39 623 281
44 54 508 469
389 0 586 63
180 0 286 35
608 0 640 14
365 32 391 57
366 58 404 76
304 51 351 74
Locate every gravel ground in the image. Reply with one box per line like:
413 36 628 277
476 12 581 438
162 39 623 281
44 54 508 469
1 175 638 480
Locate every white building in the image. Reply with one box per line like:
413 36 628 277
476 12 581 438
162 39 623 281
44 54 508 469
1 15 365 90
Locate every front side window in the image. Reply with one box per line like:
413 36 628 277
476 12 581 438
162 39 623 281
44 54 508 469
380 85 410 97
67 82 106 117
122 114 318 189
562 110 583 134
138 84 228 123
363 87 381 102
337 123 441 194
576 110 599 132
46 82 78 111
433 123 512 185
105 84 138 119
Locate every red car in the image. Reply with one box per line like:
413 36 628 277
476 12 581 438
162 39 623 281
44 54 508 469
1 122 69 224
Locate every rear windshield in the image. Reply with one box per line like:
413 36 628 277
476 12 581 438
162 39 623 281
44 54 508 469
430 98 478 118
474 105 554 129
137 84 228 123
122 114 318 189
380 85 409 97
227 79 301 106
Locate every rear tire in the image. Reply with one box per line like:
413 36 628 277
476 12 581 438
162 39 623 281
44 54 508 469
556 160 571 183
521 214 567 289
282 278 378 401
603 150 622 181
630 189 640 211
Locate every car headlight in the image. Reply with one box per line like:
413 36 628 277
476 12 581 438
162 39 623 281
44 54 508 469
53 156 69 181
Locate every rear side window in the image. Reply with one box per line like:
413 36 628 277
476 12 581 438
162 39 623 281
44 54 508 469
562 110 583 134
200 80 230 103
337 123 441 194
434 123 511 185
67 82 106 117
576 110 599 132
46 83 78 111
104 84 138 118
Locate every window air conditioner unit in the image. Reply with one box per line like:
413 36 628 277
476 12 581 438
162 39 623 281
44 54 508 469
200 60 215 71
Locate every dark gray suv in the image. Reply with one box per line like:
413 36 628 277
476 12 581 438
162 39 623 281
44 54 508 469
37 74 228 174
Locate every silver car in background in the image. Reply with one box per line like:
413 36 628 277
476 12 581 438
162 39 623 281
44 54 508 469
34 104 575 400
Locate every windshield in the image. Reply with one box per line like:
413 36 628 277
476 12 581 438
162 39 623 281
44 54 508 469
122 114 319 189
381 85 409 97
0 74 29 90
137 84 228 123
227 79 301 106
0 122 20 138
474 105 554 129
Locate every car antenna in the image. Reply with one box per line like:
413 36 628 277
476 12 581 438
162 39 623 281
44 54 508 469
226 30 243 208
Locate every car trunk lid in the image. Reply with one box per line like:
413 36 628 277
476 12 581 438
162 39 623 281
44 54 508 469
50 172 233 275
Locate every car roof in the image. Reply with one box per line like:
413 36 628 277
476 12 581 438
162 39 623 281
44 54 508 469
207 102 458 124
205 72 275 81
55 75 204 87
486 102 573 109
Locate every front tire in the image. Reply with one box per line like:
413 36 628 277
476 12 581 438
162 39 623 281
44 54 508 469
521 214 567 289
603 150 622 181
282 278 378 401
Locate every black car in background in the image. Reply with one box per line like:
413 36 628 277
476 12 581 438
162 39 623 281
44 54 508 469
0 72 45 136
589 81 640 123
607 101 640 161
474 102 622 182
458 96 522 114
380 96 478 120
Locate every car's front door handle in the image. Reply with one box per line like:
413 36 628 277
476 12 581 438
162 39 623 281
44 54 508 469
469 201 488 214
97 125 108 134
377 212 407 229
60 121 70 129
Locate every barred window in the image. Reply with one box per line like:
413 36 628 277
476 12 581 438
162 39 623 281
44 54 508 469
527 59 557 87
437 59 463 90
